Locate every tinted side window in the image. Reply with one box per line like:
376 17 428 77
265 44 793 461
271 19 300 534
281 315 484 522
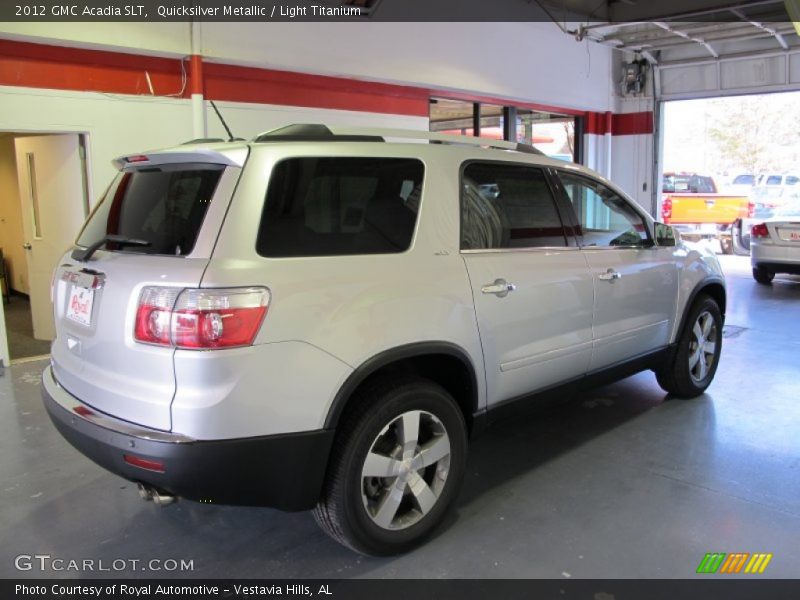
461 163 567 250
559 172 651 248
257 158 423 257
76 163 224 256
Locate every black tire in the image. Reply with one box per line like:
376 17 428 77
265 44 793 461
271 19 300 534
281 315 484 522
752 266 774 285
656 295 723 398
313 377 468 556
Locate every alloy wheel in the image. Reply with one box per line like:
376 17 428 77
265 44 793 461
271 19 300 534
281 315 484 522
360 410 451 531
688 310 718 384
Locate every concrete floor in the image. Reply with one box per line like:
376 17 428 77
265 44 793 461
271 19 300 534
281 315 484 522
2 294 52 360
1 255 798 579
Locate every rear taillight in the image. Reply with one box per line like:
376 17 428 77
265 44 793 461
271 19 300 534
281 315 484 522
747 201 756 218
751 223 770 238
135 287 181 346
134 287 269 349
661 197 672 222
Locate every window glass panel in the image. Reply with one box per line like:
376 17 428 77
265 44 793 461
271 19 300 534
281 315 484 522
257 157 423 257
26 153 43 238
76 163 223 256
461 163 567 250
559 173 650 248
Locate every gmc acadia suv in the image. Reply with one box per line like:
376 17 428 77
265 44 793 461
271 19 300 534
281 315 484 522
43 124 725 555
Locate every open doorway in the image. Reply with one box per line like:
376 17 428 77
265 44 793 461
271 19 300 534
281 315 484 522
659 91 800 256
0 132 90 363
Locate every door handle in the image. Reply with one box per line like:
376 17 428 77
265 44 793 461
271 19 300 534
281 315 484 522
598 268 621 282
23 242 32 250
481 279 516 298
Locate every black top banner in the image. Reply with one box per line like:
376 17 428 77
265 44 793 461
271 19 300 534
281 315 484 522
1 0 796 22
5 579 800 600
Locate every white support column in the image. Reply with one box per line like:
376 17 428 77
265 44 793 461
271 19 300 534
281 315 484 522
190 22 206 139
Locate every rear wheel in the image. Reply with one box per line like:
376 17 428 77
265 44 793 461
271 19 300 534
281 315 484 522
656 295 722 398
313 377 468 555
752 266 774 285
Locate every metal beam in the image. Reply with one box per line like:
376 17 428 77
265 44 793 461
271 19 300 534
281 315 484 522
653 22 720 58
729 7 790 49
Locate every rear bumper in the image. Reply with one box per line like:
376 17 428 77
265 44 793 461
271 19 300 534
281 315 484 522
751 243 800 273
42 366 334 511
751 262 800 275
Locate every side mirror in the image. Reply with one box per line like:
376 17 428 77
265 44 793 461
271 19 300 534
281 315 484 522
654 222 678 246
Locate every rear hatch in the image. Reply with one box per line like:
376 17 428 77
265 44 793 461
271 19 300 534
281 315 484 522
51 148 246 431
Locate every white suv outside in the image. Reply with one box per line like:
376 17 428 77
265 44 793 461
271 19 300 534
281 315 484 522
43 125 726 555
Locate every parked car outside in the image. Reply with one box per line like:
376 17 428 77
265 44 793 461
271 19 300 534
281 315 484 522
724 173 758 196
749 192 800 284
42 125 726 555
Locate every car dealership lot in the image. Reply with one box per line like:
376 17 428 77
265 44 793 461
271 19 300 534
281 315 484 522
1 255 797 578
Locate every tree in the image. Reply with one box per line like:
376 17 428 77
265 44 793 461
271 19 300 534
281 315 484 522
705 93 800 174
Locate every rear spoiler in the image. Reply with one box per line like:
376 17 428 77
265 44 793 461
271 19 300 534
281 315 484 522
111 147 248 170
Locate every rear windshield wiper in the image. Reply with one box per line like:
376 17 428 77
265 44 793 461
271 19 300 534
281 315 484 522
72 234 151 262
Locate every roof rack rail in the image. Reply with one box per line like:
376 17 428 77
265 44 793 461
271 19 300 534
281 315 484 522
181 138 227 145
253 124 384 143
252 124 545 155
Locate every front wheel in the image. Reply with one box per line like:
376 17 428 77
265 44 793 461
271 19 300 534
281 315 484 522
656 295 723 398
313 378 468 555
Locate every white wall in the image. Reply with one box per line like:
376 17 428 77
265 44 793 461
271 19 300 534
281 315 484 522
0 22 613 113
0 87 426 209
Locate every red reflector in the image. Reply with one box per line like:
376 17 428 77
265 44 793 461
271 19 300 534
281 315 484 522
751 223 770 238
73 406 94 417
661 197 672 223
125 155 150 163
124 454 166 473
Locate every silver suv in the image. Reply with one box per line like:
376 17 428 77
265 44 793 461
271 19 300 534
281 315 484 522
43 124 726 555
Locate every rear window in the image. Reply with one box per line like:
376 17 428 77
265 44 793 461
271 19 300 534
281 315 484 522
663 174 716 193
77 163 224 256
256 157 424 257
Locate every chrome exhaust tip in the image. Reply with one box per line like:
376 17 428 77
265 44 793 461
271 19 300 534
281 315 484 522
152 492 177 506
137 483 176 506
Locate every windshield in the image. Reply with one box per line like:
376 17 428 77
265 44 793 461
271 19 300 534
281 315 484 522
77 163 224 256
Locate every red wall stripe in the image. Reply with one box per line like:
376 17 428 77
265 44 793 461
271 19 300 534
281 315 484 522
202 61 429 116
0 39 186 97
0 39 430 116
0 38 653 133
584 110 653 136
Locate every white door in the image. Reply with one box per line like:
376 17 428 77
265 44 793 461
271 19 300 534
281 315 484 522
15 134 88 341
